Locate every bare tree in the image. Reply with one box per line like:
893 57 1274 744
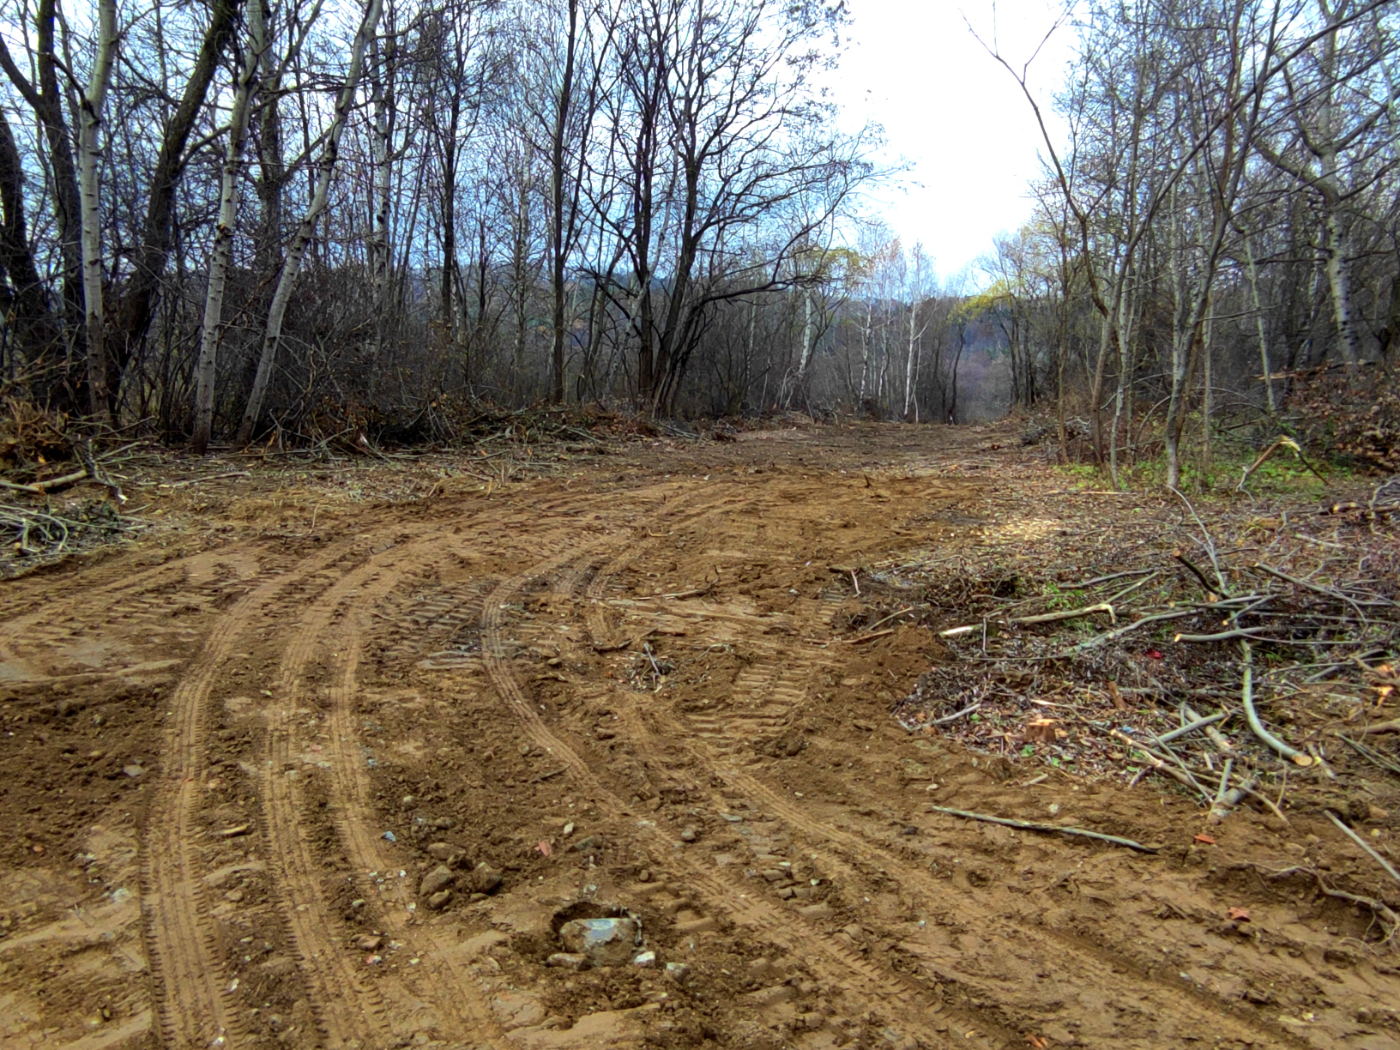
193 0 270 453
238 0 386 444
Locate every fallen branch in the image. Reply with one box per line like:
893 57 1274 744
1336 734 1400 776
1238 783 1290 824
636 584 713 601
1325 809 1400 887
1208 760 1240 822
1064 609 1197 655
165 471 251 488
840 628 896 645
1174 627 1273 643
1182 703 1236 753
1250 864 1397 945
1010 602 1115 627
1169 488 1229 595
1173 550 1220 598
1154 710 1230 746
927 805 1158 853
592 629 656 653
927 701 981 726
1111 729 1212 801
863 606 922 633
1062 569 1155 590
1237 436 1327 493
0 468 89 494
1240 641 1312 765
1359 719 1400 736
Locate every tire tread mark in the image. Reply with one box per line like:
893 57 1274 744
142 541 360 1049
321 567 514 1049
481 539 966 1050
584 513 1312 1050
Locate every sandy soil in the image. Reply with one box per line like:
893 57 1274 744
2 422 1398 1050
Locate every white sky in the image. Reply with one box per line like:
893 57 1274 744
833 0 1076 283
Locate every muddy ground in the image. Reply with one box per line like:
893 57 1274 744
1 421 1398 1050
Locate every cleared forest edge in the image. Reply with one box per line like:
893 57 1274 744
0 422 1396 1050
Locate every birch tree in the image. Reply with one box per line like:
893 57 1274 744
77 0 118 419
237 0 386 444
193 0 270 453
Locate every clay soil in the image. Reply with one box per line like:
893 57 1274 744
2 421 1398 1050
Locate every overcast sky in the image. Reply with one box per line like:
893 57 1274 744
832 0 1075 283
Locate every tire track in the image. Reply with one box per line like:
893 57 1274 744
257 542 427 1047
142 539 365 1049
319 551 515 1050
581 490 1314 1050
480 534 972 1050
270 516 618 1046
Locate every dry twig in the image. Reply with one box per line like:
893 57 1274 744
928 805 1158 853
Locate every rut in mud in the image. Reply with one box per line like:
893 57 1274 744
2 423 1398 1050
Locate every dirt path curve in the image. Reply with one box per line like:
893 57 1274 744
3 424 1398 1050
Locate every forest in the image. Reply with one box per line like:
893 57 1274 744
0 0 1397 479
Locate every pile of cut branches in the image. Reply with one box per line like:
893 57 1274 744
0 400 141 576
880 487 1400 941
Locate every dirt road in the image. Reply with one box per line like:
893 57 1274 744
2 423 1397 1049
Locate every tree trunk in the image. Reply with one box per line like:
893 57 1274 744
0 0 84 367
237 0 385 444
254 0 285 282
369 25 394 359
193 0 265 453
77 0 117 420
549 0 580 404
111 0 241 400
1321 203 1360 369
0 108 58 372
902 299 916 419
1243 231 1276 414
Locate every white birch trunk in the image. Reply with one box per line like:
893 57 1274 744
857 302 871 402
1243 232 1275 414
369 29 393 356
902 300 917 419
796 291 814 378
193 0 266 453
238 0 385 444
78 0 117 420
1322 201 1360 369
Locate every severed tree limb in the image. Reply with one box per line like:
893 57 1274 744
1325 809 1400 888
1238 784 1290 824
927 805 1158 854
840 628 896 645
927 701 981 726
1062 569 1155 590
1155 710 1230 746
1173 550 1220 597
1168 489 1229 595
1064 609 1197 655
1249 864 1398 943
1112 730 1212 802
75 440 124 503
1255 562 1382 616
1336 734 1400 775
1174 626 1273 643
1010 602 1116 627
592 629 656 653
938 602 1115 639
1240 641 1312 765
1208 759 1236 821
1183 703 1236 752
0 469 89 495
